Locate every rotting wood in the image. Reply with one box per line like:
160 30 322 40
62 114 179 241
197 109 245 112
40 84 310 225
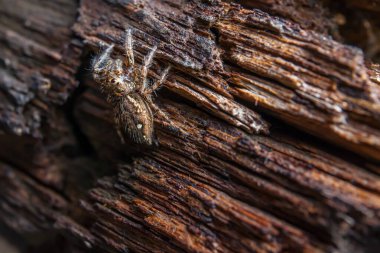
73 0 380 161
0 0 379 253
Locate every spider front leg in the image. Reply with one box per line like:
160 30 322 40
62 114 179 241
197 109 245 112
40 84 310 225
124 29 135 69
140 44 158 93
93 43 114 75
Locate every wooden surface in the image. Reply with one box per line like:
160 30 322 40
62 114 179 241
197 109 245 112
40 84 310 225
0 0 379 252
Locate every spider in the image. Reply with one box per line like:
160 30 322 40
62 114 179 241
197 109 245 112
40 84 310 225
92 29 171 145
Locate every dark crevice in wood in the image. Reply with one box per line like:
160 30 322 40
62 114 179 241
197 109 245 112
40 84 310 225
63 53 97 157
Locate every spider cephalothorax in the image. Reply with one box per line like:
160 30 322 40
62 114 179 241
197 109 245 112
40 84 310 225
92 29 170 145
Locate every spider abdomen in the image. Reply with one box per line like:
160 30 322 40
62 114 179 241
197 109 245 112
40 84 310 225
114 93 154 145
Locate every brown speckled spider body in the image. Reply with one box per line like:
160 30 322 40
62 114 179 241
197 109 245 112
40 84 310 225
92 29 170 145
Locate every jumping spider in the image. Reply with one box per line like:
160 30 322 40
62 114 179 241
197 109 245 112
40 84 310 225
92 29 170 145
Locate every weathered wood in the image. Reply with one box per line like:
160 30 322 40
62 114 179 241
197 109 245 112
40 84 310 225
0 0 379 253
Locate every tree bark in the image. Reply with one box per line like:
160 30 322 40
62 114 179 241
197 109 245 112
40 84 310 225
0 0 379 252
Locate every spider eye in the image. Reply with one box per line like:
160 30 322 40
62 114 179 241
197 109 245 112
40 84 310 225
137 123 143 129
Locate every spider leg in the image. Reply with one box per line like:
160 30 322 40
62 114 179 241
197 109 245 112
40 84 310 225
93 44 114 71
114 112 126 144
147 97 188 141
116 127 126 144
124 28 135 69
147 97 166 119
140 44 158 93
145 65 171 95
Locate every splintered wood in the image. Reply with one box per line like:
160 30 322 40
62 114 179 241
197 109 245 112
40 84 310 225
0 0 379 253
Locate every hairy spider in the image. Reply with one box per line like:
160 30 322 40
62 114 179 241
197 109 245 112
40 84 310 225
92 29 170 145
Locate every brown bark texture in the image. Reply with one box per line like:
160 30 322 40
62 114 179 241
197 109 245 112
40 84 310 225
0 0 380 252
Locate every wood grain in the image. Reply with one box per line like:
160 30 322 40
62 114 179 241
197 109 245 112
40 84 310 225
0 0 379 252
